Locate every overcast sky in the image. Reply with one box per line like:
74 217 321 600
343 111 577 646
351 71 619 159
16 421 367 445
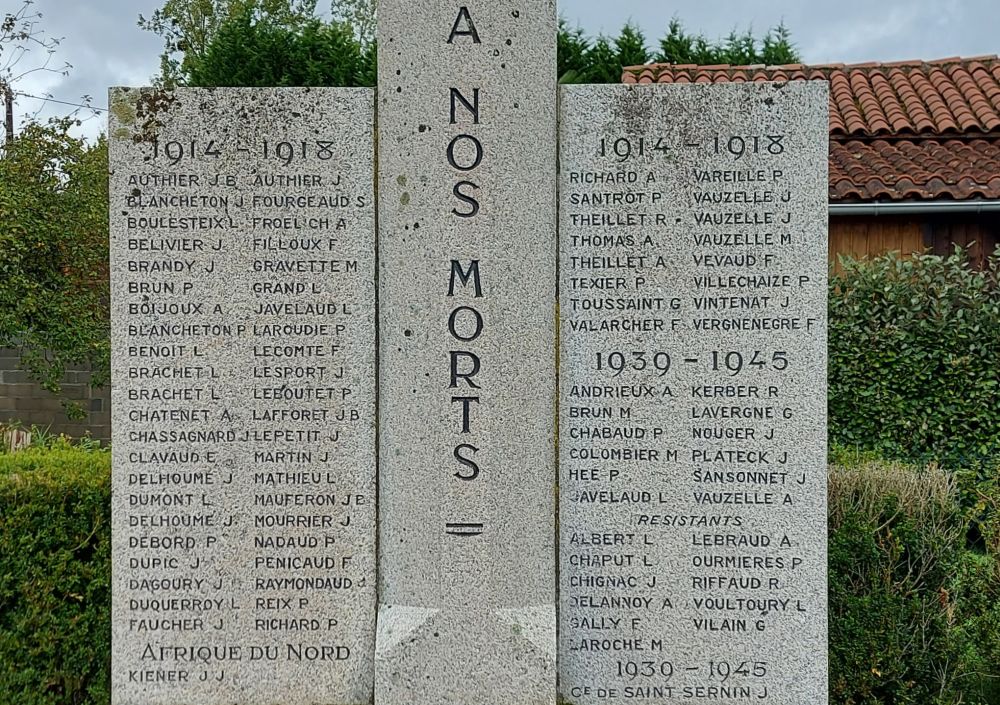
8 0 999 141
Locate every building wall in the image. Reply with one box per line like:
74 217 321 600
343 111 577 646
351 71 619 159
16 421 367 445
830 213 1000 271
926 215 1000 266
0 348 111 443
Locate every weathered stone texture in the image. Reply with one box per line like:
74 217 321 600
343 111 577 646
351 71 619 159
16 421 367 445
110 87 376 705
376 2 558 704
558 82 829 705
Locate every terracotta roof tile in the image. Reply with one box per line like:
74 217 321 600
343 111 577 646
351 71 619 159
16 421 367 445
621 57 1000 201
830 139 1000 200
622 56 1000 137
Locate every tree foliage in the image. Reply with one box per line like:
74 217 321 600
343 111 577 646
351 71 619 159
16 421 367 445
146 2 801 88
138 0 318 85
187 8 373 88
1 1 72 90
558 16 800 84
655 17 799 66
0 120 109 417
330 0 375 49
2 0 80 137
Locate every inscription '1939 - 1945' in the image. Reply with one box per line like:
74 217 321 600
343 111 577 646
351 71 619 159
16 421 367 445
558 83 828 705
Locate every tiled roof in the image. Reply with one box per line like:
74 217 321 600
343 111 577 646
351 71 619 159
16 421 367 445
831 139 1000 201
623 57 1000 201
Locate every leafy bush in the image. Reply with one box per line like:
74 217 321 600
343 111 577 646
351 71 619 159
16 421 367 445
0 122 110 418
828 460 1000 704
0 446 111 705
187 9 375 88
829 249 1000 468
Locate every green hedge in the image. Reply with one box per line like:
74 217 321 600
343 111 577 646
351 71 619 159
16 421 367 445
2 448 998 704
829 459 1000 705
0 447 111 705
830 249 1000 467
828 251 1000 701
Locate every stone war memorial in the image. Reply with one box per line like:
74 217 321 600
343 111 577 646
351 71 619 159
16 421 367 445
558 84 828 704
109 88 377 703
109 2 828 705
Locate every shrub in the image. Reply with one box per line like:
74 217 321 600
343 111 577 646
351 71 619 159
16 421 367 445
3 448 998 704
828 460 1000 704
186 9 375 88
829 248 1000 468
0 446 111 705
0 123 110 418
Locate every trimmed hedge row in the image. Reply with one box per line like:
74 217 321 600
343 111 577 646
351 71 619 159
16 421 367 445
830 249 1000 467
0 447 111 705
2 449 999 704
828 458 1000 704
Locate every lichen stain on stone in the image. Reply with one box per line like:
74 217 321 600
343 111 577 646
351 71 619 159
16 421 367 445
109 97 136 127
400 192 410 206
611 86 655 135
130 88 179 143
397 175 408 187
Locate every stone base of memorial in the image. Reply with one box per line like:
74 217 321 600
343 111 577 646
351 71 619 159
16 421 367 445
375 607 555 704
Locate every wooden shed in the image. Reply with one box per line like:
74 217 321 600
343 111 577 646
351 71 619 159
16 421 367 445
623 57 1000 269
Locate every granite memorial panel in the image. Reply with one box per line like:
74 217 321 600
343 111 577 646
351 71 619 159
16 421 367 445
558 82 829 705
109 86 376 705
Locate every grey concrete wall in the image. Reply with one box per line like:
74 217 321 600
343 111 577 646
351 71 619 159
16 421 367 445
0 348 111 442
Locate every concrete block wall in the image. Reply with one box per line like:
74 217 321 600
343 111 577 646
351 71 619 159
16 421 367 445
0 348 111 443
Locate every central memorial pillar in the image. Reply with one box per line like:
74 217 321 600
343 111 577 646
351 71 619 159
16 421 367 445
375 2 558 704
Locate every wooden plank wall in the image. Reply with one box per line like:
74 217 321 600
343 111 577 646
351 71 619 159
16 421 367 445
928 217 1000 267
830 214 1000 271
830 216 925 269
